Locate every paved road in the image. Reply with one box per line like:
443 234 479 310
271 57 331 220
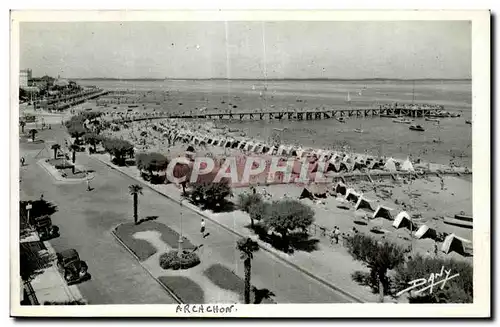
20 127 178 304
20 126 354 303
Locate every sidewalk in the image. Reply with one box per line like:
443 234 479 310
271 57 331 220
93 153 384 303
21 232 86 305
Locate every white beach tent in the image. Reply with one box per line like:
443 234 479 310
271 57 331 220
372 205 395 220
266 146 277 155
414 225 438 240
345 188 361 204
296 148 306 158
441 233 466 255
355 196 376 212
244 142 254 151
401 158 415 172
392 211 415 230
335 182 347 196
384 157 397 172
277 145 287 156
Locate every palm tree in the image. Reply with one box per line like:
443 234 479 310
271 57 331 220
69 144 79 164
51 144 61 160
29 129 38 142
237 237 260 304
129 184 143 225
20 121 26 134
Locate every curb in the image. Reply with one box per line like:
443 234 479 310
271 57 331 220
42 240 87 304
110 225 183 304
93 155 365 303
37 159 87 184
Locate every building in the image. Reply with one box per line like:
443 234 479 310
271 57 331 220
19 69 32 87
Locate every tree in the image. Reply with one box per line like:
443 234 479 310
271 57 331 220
65 116 87 143
136 152 169 181
188 178 232 211
237 237 260 304
393 254 473 303
102 137 134 166
345 233 406 302
69 144 79 164
263 199 315 251
84 132 100 153
238 192 263 213
20 121 26 133
128 184 143 225
29 129 38 142
51 144 61 160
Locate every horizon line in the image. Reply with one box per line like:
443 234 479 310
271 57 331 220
68 77 472 82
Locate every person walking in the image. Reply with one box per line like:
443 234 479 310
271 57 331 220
200 218 206 235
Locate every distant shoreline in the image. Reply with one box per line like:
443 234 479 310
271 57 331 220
72 77 472 82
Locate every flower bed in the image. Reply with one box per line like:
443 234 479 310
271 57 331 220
114 221 196 261
159 250 200 270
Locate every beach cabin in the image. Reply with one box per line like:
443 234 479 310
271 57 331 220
392 211 415 230
372 205 395 220
231 141 240 149
239 142 247 150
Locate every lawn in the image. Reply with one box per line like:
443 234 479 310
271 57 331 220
203 264 275 304
114 221 196 261
158 276 205 304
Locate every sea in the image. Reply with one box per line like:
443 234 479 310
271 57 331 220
77 79 472 167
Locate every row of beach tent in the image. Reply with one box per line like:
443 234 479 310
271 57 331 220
332 182 469 255
157 126 416 173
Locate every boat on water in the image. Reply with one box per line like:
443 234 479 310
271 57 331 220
337 117 347 123
409 125 425 131
354 128 364 133
425 117 440 122
465 120 472 125
393 118 413 124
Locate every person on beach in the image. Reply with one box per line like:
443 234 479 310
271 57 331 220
20 157 25 166
334 226 341 244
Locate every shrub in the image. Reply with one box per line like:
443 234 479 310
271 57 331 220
159 250 200 270
262 199 315 250
248 201 270 228
393 254 473 303
238 193 263 213
188 178 232 211
345 233 406 302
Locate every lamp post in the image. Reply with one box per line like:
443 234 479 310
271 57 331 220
178 199 184 257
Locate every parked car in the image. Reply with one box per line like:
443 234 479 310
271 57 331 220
33 215 59 241
56 249 89 285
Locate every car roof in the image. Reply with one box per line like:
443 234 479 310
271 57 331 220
59 249 78 259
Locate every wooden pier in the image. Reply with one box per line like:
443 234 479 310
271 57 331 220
130 106 446 122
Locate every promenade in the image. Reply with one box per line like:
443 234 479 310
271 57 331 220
21 125 362 303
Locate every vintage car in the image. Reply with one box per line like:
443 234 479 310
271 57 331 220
56 249 89 285
33 215 59 240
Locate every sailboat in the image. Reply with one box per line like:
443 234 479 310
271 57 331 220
346 92 351 104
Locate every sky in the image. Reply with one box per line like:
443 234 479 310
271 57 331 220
20 21 471 80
